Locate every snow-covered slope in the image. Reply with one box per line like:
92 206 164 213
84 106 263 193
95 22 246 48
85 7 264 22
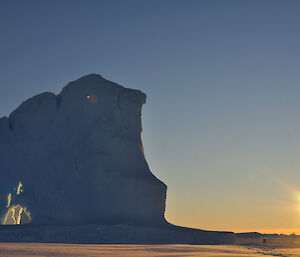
0 74 167 226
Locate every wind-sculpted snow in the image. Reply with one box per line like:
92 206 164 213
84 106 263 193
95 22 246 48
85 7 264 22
0 74 167 226
0 244 295 257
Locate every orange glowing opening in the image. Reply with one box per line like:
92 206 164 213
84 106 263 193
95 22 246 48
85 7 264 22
86 95 98 104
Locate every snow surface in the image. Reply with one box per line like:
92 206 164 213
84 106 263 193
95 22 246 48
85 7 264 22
0 243 297 257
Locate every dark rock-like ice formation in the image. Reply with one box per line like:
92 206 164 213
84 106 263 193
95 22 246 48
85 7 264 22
0 74 166 227
0 74 235 244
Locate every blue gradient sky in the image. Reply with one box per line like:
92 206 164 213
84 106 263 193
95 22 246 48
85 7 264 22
1 0 300 233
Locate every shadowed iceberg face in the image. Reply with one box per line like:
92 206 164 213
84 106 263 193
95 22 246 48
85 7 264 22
0 74 167 226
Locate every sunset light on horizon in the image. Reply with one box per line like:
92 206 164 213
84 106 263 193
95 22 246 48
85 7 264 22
2 2 300 251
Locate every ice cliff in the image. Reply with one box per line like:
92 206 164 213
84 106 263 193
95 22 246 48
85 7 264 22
0 74 167 226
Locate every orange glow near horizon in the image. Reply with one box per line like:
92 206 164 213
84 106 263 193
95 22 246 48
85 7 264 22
233 228 300 235
164 175 300 236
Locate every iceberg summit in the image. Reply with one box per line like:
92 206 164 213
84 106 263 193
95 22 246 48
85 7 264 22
0 74 234 244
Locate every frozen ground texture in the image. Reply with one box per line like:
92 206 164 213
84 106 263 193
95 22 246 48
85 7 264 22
0 243 298 257
0 74 234 244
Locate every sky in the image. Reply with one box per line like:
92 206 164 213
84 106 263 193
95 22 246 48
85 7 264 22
1 0 300 234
